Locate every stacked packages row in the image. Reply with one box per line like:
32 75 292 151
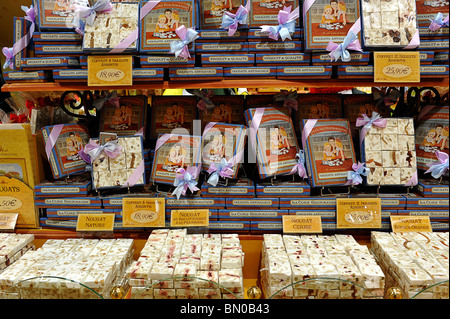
3 0 449 82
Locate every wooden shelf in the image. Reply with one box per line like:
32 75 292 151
2 77 449 92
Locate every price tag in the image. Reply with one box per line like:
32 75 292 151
88 55 133 86
374 52 420 83
390 216 432 233
282 215 322 234
336 198 382 229
0 213 18 231
122 198 165 228
170 209 210 228
76 213 115 232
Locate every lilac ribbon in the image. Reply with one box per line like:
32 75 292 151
76 0 113 27
405 170 418 187
288 150 308 179
221 2 250 36
169 25 199 59
206 150 244 186
2 6 36 69
403 30 420 50
207 158 234 186
109 1 160 54
121 161 145 188
425 151 449 179
345 162 368 186
301 119 317 149
173 166 200 199
45 124 64 160
2 47 14 70
355 112 387 145
248 108 265 155
83 139 123 163
273 90 298 111
429 12 449 32
326 31 362 62
155 133 174 151
260 6 299 41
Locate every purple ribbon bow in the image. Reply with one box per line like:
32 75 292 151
429 12 449 32
207 158 234 187
355 112 387 144
221 2 250 36
169 25 199 59
2 6 36 69
345 162 368 185
173 166 200 199
2 47 14 70
82 139 123 163
260 6 299 41
425 151 449 179
326 31 362 62
288 151 308 179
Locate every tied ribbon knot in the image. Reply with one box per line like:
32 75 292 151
173 166 200 199
193 89 215 113
429 12 449 32
207 158 234 186
260 6 299 41
288 151 308 179
425 151 449 179
273 90 298 111
221 2 250 36
9 113 28 123
73 0 113 34
355 112 387 144
82 139 123 163
345 162 368 186
169 26 199 59
2 47 14 70
326 31 362 62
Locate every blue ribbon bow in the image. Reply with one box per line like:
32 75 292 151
221 3 250 36
169 27 199 59
207 158 234 187
173 166 200 199
346 162 369 185
2 47 14 70
327 31 361 62
425 151 449 179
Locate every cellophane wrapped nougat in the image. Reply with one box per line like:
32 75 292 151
371 231 449 299
127 230 245 299
261 234 386 299
361 0 418 47
0 238 134 299
83 2 139 51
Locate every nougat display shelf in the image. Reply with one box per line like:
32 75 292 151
1 78 449 92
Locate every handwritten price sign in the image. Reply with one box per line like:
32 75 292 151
374 52 420 83
88 55 133 86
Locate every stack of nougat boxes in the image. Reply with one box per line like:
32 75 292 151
371 231 449 299
127 229 245 299
261 233 385 299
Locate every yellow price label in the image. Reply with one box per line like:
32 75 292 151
122 198 165 228
282 215 322 234
336 198 382 229
390 216 432 233
76 213 115 232
374 52 420 83
171 209 210 227
88 55 133 86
